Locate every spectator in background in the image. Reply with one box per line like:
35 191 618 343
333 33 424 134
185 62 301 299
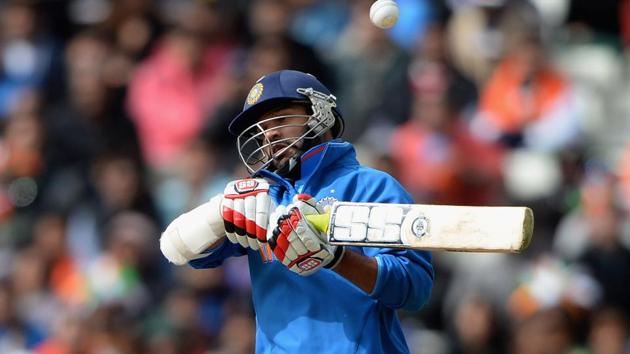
287 0 350 55
0 91 44 180
127 1 235 170
409 23 478 118
212 311 256 354
0 278 43 352
472 29 581 151
0 92 46 241
154 139 231 225
386 0 435 51
389 87 503 206
171 266 229 341
41 150 158 296
247 0 330 86
144 288 211 353
30 212 87 308
98 0 164 62
511 307 582 354
9 247 57 345
42 30 142 212
0 0 62 119
449 296 505 354
618 143 630 214
446 0 511 85
587 307 630 354
90 152 157 221
84 212 158 315
329 0 411 142
34 310 83 354
566 0 622 41
553 166 623 260
78 304 143 354
575 204 630 318
0 92 45 223
552 162 630 318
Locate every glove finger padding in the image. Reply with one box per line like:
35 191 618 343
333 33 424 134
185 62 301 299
244 195 259 249
255 193 271 242
222 178 272 251
232 198 249 248
221 197 239 245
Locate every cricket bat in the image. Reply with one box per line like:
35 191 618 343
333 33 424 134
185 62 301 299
305 202 533 253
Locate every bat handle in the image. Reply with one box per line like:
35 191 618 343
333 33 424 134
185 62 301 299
305 212 331 234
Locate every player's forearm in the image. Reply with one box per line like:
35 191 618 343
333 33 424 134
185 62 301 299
333 249 378 293
160 194 226 265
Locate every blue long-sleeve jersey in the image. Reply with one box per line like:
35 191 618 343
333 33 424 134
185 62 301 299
190 140 434 353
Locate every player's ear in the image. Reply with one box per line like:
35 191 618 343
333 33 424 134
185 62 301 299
321 130 334 141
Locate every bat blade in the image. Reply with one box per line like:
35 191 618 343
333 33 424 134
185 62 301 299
306 202 533 253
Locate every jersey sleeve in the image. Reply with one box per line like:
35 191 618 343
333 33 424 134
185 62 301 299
187 239 247 269
349 169 434 311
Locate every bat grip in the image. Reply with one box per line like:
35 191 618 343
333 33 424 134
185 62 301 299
305 212 331 234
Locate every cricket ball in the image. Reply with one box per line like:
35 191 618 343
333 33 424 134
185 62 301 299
370 0 399 29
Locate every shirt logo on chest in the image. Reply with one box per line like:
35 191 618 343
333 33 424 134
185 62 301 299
317 196 338 212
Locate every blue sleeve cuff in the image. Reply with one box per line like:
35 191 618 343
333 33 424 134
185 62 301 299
369 255 388 300
369 255 385 298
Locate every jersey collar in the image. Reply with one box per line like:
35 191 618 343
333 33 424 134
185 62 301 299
256 139 359 194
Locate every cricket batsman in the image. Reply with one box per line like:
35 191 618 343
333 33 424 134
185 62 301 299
160 70 434 353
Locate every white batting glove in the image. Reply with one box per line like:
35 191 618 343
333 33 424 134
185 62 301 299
267 194 345 276
221 178 272 250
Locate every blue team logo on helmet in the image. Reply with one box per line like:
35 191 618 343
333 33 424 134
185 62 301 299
231 70 345 176
246 82 264 105
229 70 344 137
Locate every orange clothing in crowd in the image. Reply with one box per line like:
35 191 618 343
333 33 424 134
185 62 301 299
619 144 630 212
390 120 503 205
49 255 88 307
478 57 569 134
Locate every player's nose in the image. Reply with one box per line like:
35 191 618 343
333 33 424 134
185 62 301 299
262 125 282 142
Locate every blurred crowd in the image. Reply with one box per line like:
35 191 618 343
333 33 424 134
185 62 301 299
0 0 629 353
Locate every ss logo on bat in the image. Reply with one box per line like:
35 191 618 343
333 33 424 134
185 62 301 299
411 216 429 238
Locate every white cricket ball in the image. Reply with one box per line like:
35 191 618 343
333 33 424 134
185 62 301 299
369 0 399 29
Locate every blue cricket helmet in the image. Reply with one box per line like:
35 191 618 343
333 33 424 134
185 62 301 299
228 70 344 137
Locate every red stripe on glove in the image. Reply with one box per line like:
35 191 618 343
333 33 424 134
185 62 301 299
256 225 267 242
273 224 291 261
289 209 302 225
222 206 234 222
233 210 246 230
246 218 256 236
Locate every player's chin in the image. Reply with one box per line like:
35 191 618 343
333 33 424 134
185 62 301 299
271 156 291 169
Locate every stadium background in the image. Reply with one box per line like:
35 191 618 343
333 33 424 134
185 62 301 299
0 0 629 353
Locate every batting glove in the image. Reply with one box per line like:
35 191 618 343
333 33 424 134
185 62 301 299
267 194 345 276
222 178 272 250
